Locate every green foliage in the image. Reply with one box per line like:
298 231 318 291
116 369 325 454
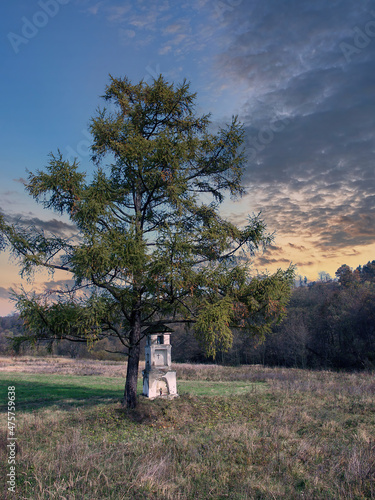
13 291 114 352
242 267 295 338
194 296 234 357
0 75 294 404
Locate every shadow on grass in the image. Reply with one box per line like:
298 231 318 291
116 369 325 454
0 374 265 413
0 376 129 412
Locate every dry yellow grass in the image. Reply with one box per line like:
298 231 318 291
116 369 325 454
1 356 374 499
0 355 132 377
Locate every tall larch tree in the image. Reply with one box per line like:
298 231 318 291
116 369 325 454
0 76 294 408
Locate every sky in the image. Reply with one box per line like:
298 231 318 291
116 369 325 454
1 0 375 315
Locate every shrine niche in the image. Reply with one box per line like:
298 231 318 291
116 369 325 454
142 325 178 399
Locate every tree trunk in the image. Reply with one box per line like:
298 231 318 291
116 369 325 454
123 311 141 408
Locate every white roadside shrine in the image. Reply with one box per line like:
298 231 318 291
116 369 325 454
142 326 178 399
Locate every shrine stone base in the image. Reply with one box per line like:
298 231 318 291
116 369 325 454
142 368 178 399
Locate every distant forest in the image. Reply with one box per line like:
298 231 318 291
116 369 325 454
1 261 374 371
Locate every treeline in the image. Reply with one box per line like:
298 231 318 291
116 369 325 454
0 315 24 354
172 261 375 370
0 315 124 360
1 261 374 370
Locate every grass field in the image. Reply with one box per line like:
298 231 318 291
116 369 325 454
0 357 374 499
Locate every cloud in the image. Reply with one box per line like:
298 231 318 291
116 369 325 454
3 213 77 238
288 243 308 251
163 23 186 35
0 287 11 299
43 279 76 291
107 5 132 23
93 1 221 57
13 178 27 185
255 256 292 266
159 45 172 55
78 0 105 16
295 261 315 267
87 2 102 15
213 0 375 253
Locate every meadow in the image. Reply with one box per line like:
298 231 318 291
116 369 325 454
0 357 374 499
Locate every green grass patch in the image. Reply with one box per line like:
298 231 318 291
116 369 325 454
0 372 265 412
